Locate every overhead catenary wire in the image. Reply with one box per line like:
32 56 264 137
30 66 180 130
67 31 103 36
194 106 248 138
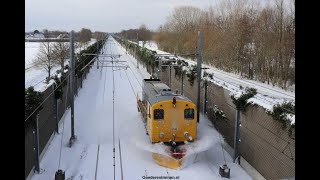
124 56 143 88
108 37 134 180
115 39 146 83
245 111 295 144
100 43 109 102
206 88 295 161
239 127 295 172
25 76 68 122
109 40 116 180
25 63 41 70
25 47 100 122
30 78 47 87
112 68 116 180
240 124 294 161
102 61 108 102
124 69 137 97
282 141 294 160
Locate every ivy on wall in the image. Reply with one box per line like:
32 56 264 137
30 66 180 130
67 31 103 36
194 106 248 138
268 101 295 138
231 87 257 112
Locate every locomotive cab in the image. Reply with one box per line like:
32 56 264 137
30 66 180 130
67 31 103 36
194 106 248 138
141 79 197 144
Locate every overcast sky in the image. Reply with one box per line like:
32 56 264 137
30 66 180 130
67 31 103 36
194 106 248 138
26 0 215 32
25 0 287 33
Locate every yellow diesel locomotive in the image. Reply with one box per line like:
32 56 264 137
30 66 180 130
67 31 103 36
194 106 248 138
137 78 197 146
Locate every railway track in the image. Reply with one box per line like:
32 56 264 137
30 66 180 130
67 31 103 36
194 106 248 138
210 68 295 99
210 72 294 109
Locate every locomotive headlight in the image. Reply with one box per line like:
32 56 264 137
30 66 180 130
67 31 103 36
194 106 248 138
159 132 164 138
184 131 193 142
184 131 189 137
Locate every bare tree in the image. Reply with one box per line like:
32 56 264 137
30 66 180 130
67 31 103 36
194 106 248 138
93 31 105 41
169 6 201 33
34 41 54 83
78 28 92 49
52 42 70 74
42 29 49 38
138 24 152 46
153 1 294 89
74 41 82 53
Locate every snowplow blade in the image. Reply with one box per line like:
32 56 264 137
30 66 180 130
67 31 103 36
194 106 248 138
152 153 182 170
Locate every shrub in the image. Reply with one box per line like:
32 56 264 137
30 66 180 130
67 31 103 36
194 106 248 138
231 87 257 112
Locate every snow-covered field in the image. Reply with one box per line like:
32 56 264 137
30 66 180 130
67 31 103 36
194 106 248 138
25 42 41 69
30 36 252 180
137 40 295 124
25 39 96 91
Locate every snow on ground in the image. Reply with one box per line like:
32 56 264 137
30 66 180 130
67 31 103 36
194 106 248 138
25 42 41 69
75 38 96 54
30 36 252 180
138 40 295 123
25 60 68 92
25 39 96 92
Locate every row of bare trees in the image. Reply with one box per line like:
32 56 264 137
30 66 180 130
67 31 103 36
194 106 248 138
76 28 92 52
34 41 70 83
32 28 98 83
92 31 106 41
154 0 295 89
117 24 153 46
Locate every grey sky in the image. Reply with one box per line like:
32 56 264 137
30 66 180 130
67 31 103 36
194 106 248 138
26 0 217 32
25 0 287 33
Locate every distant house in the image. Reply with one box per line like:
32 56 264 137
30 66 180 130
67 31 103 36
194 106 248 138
25 31 45 39
25 33 32 38
33 32 45 38
57 33 69 39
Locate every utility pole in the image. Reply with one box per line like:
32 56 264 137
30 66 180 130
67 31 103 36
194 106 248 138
234 110 241 164
137 33 139 69
97 39 99 69
169 66 172 87
196 31 202 123
154 54 193 91
69 30 76 147
53 84 59 134
125 32 128 54
180 69 184 95
33 114 40 173
203 80 208 114
158 58 161 79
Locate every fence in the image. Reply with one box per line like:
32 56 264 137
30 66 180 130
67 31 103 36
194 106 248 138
25 66 91 179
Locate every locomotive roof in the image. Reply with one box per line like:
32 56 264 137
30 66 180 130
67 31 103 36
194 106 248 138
143 79 192 105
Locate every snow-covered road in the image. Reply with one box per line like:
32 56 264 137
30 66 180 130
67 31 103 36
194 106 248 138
30 36 252 180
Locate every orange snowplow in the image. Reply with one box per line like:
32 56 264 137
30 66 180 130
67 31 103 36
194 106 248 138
152 147 186 170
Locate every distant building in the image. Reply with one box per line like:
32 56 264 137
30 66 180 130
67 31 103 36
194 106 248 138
57 33 69 39
25 33 32 38
25 31 45 39
33 32 45 38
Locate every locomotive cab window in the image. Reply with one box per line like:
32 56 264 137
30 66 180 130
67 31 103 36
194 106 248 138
184 108 194 119
154 109 164 120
